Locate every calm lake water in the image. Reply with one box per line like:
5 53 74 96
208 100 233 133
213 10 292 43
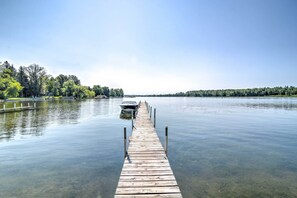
0 97 297 197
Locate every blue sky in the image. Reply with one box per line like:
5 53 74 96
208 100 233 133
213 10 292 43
0 0 296 94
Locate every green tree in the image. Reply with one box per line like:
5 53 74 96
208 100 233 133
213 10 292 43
102 86 109 97
110 88 124 97
16 66 30 97
26 64 47 96
4 81 23 98
62 80 77 97
119 88 124 97
52 80 60 96
46 76 55 96
93 85 103 96
68 75 81 85
0 64 23 99
87 89 95 98
1 61 17 78
109 88 115 97
56 74 68 88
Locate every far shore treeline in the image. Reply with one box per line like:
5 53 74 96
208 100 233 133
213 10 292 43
0 61 124 99
130 87 297 97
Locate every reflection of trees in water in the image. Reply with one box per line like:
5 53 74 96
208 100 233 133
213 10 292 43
241 102 297 110
0 100 82 142
0 113 17 141
46 100 81 125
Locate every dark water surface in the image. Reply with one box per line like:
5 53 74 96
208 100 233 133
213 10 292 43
1 97 297 197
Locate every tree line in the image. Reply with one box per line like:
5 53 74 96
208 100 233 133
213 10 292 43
184 87 297 97
129 87 297 97
0 61 124 99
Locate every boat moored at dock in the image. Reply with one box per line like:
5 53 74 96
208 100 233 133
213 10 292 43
120 101 139 111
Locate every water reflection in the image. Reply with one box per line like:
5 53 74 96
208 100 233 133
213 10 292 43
237 98 297 110
1 97 297 197
0 100 95 142
240 102 297 110
119 110 136 120
0 98 125 198
145 97 297 197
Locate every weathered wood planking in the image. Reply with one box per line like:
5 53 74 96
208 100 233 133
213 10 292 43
115 102 182 198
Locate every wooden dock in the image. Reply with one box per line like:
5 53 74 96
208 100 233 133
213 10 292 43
115 102 182 198
0 103 36 114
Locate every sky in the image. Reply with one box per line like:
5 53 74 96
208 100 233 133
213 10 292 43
0 0 296 94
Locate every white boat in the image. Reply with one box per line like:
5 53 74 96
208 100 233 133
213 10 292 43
120 101 139 111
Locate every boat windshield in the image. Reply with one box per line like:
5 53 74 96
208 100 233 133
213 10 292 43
122 101 137 104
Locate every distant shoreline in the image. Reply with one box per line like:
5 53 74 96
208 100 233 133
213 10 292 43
126 95 297 98
127 86 297 98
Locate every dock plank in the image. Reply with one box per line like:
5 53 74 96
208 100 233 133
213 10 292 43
115 194 182 198
116 186 181 194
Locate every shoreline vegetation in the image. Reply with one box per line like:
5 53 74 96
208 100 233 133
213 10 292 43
128 86 297 98
0 61 124 101
1 61 296 101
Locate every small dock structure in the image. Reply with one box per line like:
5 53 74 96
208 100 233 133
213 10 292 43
0 102 36 114
115 102 182 197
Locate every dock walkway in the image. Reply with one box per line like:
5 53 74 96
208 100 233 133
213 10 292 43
115 102 182 198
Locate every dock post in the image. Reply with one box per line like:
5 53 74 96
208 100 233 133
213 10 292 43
14 103 16 109
21 103 23 108
34 102 36 108
3 104 5 111
131 110 134 130
124 127 127 158
154 108 156 128
165 126 168 156
150 106 152 119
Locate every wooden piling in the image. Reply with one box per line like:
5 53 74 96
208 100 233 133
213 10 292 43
154 108 156 128
131 110 134 130
165 126 168 156
124 127 127 158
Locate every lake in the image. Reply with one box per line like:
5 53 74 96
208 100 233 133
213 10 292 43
0 97 297 197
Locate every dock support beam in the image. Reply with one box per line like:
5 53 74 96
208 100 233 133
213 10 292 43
165 126 168 156
124 127 127 158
